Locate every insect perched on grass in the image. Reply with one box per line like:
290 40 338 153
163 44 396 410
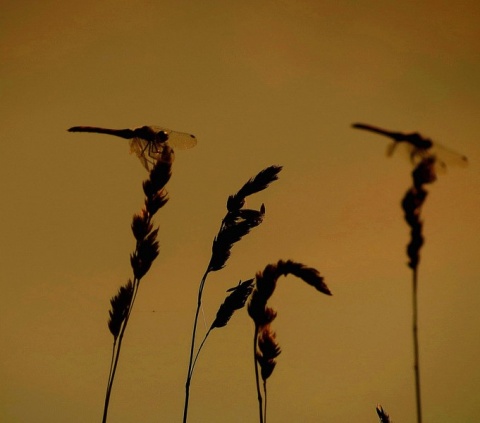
68 125 197 170
352 123 468 171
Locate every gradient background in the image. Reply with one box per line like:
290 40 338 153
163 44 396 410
2 1 480 422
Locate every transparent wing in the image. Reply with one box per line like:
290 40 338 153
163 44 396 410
428 142 468 168
386 140 468 170
129 138 156 171
149 126 197 150
128 126 196 171
69 124 196 171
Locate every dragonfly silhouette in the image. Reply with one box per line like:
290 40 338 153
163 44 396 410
68 125 197 171
352 123 468 169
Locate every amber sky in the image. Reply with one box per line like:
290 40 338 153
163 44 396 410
1 1 480 422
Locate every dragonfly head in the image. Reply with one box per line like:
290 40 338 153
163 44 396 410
402 133 433 150
155 130 169 142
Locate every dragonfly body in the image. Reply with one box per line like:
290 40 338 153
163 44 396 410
352 123 468 169
68 125 197 170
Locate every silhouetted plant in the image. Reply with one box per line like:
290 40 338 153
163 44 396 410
248 260 332 423
102 146 173 423
353 122 467 423
183 165 282 423
211 279 256 329
401 155 436 423
189 278 255 378
376 404 392 423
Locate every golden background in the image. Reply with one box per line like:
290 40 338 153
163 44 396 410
1 1 479 422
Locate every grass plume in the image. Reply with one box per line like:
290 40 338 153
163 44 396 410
248 260 331 423
351 123 468 423
183 165 282 423
376 405 392 423
102 146 173 423
189 278 255 379
210 278 255 330
401 155 437 423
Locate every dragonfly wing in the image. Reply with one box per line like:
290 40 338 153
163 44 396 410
354 122 468 171
430 143 468 168
147 126 197 150
386 141 398 157
392 142 467 173
129 138 155 171
385 141 421 164
167 130 198 150
70 124 192 171
129 137 175 171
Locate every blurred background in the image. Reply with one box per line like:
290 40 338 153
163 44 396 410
1 1 479 422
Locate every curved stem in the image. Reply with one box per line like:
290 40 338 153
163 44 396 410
263 380 268 423
102 342 117 423
102 278 140 423
412 267 422 423
190 328 212 378
183 269 210 423
253 324 263 423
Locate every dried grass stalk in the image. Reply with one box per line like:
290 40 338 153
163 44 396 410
248 260 331 380
248 260 331 423
376 405 392 423
400 155 437 423
209 165 280 273
108 280 134 341
227 165 282 212
183 166 282 423
211 279 255 329
131 209 153 242
103 148 173 423
130 229 160 279
208 165 282 272
188 278 255 387
402 156 436 269
248 260 332 326
209 206 265 271
256 325 281 381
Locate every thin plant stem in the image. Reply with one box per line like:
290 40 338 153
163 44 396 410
412 267 422 423
401 157 435 423
248 261 330 422
183 166 281 422
190 328 212 378
263 380 268 423
376 405 392 423
102 278 140 423
190 277 255 378
183 269 209 423
100 146 170 422
103 342 117 421
102 339 117 423
253 324 264 423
